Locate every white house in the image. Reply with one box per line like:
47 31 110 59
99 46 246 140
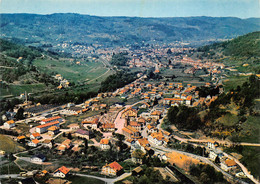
30 154 46 163
28 139 40 147
100 139 110 150
209 149 223 160
4 120 15 129
53 166 70 178
30 133 41 140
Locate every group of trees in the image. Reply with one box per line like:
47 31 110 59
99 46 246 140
189 164 224 184
167 105 203 131
110 52 128 66
99 71 137 92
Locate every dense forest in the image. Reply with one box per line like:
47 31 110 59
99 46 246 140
1 14 260 47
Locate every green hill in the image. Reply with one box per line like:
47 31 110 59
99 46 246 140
198 31 260 57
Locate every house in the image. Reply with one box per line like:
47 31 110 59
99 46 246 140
36 121 60 133
74 129 94 139
48 126 60 136
148 132 168 146
28 139 40 147
17 136 26 143
82 118 99 129
58 139 72 152
31 154 46 163
136 138 150 153
102 123 115 132
53 166 70 178
67 123 80 130
30 132 41 140
40 116 63 125
100 139 110 150
4 120 15 129
42 139 53 148
220 159 237 171
186 96 192 105
121 108 138 119
209 149 224 160
101 161 124 176
150 110 162 120
122 126 141 139
207 141 219 150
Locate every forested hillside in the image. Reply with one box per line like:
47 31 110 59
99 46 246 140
0 14 260 47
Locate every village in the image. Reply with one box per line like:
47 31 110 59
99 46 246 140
0 56 257 184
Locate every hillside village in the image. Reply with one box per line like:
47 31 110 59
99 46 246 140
0 55 258 184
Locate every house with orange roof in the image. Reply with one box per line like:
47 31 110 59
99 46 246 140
186 96 193 106
28 139 40 147
54 166 70 178
102 123 115 132
17 135 26 143
150 110 162 120
122 125 141 139
148 132 168 146
100 139 110 150
121 108 137 119
48 126 60 136
4 120 15 129
136 138 150 153
30 132 41 140
101 161 124 176
58 139 72 152
220 159 237 171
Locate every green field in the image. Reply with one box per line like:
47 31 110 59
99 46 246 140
67 175 105 184
33 59 111 83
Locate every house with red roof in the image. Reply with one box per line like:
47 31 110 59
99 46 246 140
100 139 110 150
4 120 15 129
101 161 124 176
53 166 70 178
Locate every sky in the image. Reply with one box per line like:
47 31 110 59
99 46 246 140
0 0 259 18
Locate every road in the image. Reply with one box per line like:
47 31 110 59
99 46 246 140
76 172 131 184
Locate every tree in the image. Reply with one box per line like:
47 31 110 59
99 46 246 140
67 133 72 140
15 107 24 120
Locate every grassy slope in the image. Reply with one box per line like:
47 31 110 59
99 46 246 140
0 134 25 153
33 59 109 82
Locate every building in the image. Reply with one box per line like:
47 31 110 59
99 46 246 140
121 108 138 119
100 139 110 150
53 166 70 178
30 133 41 140
48 126 60 136
42 139 53 148
101 161 124 176
28 139 40 147
221 159 237 171
3 120 15 129
58 139 72 152
102 123 115 132
40 116 63 125
36 121 60 133
209 149 224 160
74 129 94 139
148 132 168 146
30 154 46 163
67 123 80 130
122 126 141 139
